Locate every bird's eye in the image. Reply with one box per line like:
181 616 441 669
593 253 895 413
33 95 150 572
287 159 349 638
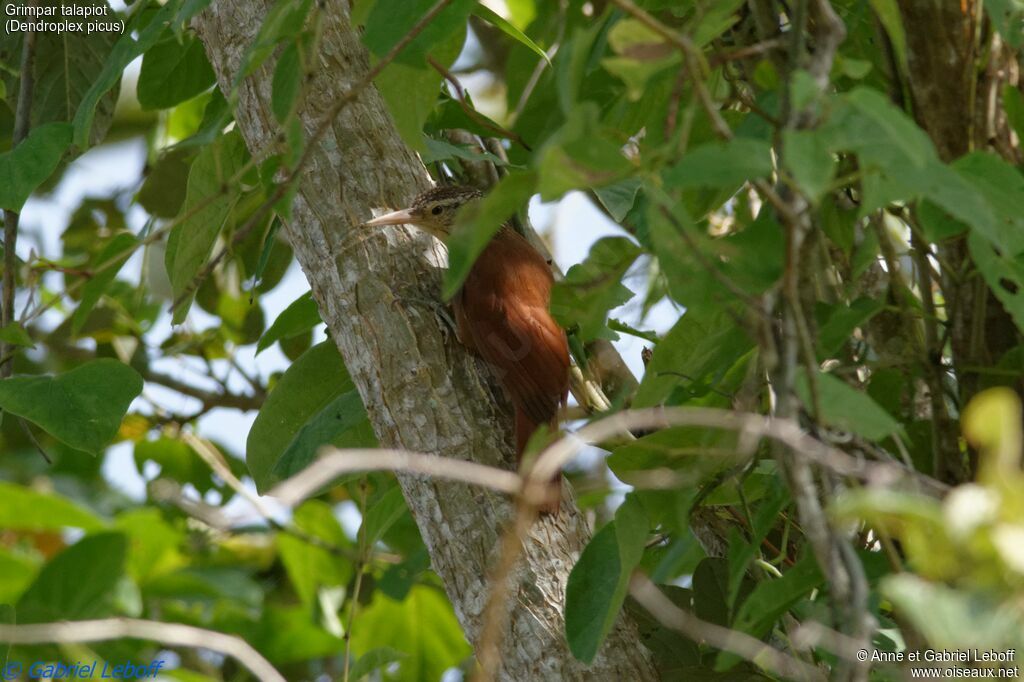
431 206 443 216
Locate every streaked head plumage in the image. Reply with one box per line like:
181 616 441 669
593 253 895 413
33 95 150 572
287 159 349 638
363 185 483 237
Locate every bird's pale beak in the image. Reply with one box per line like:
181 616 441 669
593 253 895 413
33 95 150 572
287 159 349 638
363 208 415 227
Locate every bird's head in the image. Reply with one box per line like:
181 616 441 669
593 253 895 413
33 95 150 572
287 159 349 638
362 185 483 239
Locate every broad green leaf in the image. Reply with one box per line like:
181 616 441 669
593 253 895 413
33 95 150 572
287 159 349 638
350 587 471 682
420 136 508 166
0 359 142 455
247 341 370 491
1004 85 1024 143
634 308 755 408
0 549 36 605
72 232 138 335
692 557 730 627
348 648 407 682
692 0 746 46
137 35 216 110
134 437 221 493
985 0 1024 47
256 291 322 355
550 237 641 342
0 122 72 211
782 128 836 203
277 500 351 608
442 170 537 300
17 532 127 623
868 0 908 67
537 103 633 199
363 0 476 65
594 178 642 222
137 148 192 218
473 5 550 65
166 130 248 323
565 495 648 662
362 485 408 547
271 392 374 480
969 232 1024 336
608 426 741 488
114 508 184 583
817 297 886 357
951 152 1024 257
664 138 772 190
73 0 213 149
0 482 105 531
271 41 301 123
1 0 119 146
255 605 347 665
0 323 33 348
795 369 903 442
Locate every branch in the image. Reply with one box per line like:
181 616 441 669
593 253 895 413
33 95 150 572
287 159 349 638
629 573 826 682
0 619 285 682
267 449 523 506
142 367 264 411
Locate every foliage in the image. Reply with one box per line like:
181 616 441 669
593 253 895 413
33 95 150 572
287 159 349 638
0 0 1022 680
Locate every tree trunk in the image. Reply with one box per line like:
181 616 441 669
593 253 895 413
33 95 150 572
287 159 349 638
193 2 658 679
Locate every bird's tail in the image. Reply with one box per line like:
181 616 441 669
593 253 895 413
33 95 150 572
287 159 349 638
515 408 562 514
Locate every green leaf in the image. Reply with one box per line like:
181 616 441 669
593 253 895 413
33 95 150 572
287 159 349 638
247 341 371 491
968 231 1024 336
363 0 476 65
442 170 537 299
0 482 105 531
782 128 836 203
271 41 301 123
0 323 33 348
794 369 903 442
0 359 142 455
256 291 322 355
868 0 908 67
1003 85 1024 143
634 308 755 408
277 500 351 608
138 148 192 218
271 391 374 480
951 152 1024 257
0 548 36 605
594 178 642 222
348 648 408 682
166 130 248 323
985 0 1024 47
537 103 633 199
362 485 408 547
16 532 127 623
137 34 216 110
566 495 648 662
817 297 886 357
473 4 550 64
664 138 772 190
550 237 641 342
1 0 120 146
0 122 72 211
73 0 212 149
114 508 184 583
72 232 138 335
350 587 471 682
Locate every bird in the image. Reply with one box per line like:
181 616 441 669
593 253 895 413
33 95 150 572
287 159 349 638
363 185 570 513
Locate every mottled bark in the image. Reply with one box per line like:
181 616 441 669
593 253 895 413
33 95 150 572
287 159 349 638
193 2 657 679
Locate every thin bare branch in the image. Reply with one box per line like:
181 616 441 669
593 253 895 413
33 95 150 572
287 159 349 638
268 448 523 506
0 619 285 682
630 573 826 682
